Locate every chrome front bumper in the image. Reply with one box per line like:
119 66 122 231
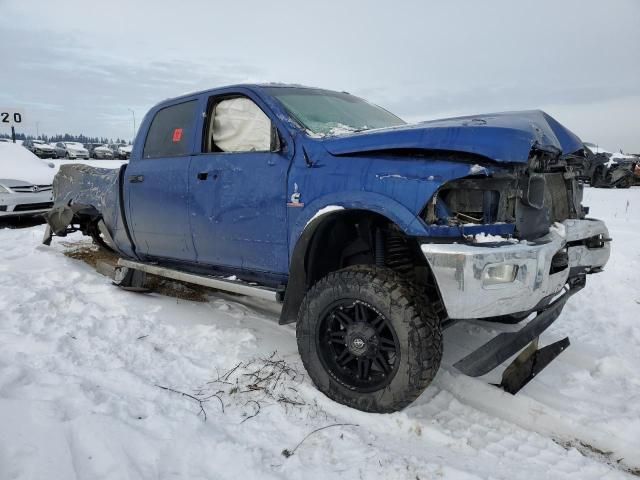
421 219 610 319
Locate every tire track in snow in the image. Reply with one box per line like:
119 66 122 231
434 367 639 473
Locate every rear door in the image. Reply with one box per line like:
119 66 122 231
189 92 290 274
125 99 198 262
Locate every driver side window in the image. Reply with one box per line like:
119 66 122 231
204 97 273 153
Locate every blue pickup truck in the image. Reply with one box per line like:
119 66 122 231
44 84 610 413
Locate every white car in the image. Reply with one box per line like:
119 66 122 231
115 144 132 159
0 143 56 218
23 139 56 158
85 143 115 159
53 141 90 159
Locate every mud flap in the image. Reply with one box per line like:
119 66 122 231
498 336 570 394
45 204 74 236
42 225 53 246
113 266 149 292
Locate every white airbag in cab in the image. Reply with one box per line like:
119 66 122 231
212 98 271 152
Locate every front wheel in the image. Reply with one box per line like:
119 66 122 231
296 266 442 413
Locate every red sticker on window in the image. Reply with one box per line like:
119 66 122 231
172 128 183 142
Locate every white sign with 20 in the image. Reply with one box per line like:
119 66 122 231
0 108 25 126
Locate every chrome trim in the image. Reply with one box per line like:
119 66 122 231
117 258 279 301
420 219 610 319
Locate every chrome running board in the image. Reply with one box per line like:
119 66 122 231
117 258 280 302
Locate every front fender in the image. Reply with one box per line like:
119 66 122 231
288 191 428 258
280 192 427 325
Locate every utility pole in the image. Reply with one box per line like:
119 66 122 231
128 108 136 142
11 125 15 143
36 121 39 138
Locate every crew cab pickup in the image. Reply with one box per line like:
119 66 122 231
44 84 611 413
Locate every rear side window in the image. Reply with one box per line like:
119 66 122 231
143 100 197 159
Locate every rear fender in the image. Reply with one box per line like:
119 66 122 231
45 202 101 236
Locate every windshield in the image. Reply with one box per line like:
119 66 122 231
264 87 405 136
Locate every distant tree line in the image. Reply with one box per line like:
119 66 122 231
0 132 131 144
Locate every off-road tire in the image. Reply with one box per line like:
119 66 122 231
296 265 442 413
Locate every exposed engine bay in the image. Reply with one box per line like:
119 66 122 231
423 149 589 240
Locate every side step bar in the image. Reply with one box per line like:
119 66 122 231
453 283 582 393
453 289 572 377
116 258 280 302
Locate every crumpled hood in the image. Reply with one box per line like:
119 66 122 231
320 110 583 164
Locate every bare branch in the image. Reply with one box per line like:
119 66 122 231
240 400 261 423
155 384 224 420
282 423 359 458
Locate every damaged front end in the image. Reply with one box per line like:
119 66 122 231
422 146 589 240
420 147 611 393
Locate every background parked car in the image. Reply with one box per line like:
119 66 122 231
0 142 55 218
84 143 115 159
23 139 56 158
609 150 640 186
119 144 132 159
581 143 636 188
52 141 90 159
108 143 132 159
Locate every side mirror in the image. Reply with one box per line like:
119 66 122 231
270 124 282 153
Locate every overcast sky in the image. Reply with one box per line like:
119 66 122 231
1 0 639 151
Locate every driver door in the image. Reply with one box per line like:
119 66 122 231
189 94 290 274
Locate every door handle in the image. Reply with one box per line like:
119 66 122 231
197 172 208 180
129 175 144 183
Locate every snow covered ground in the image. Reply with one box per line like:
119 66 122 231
0 187 638 479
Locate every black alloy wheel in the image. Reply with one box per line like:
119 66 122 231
317 299 400 393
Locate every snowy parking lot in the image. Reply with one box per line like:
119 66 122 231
0 186 638 479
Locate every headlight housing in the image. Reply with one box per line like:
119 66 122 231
0 184 10 194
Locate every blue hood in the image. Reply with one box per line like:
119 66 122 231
320 110 583 164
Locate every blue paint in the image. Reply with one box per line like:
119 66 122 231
424 223 516 238
320 110 583 163
94 84 585 281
